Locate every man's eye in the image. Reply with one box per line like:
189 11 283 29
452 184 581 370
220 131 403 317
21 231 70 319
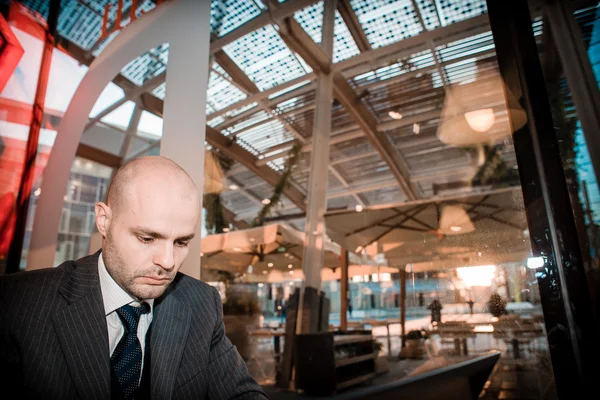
139 237 154 244
175 241 189 248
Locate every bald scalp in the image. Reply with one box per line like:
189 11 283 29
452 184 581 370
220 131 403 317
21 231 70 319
106 156 197 218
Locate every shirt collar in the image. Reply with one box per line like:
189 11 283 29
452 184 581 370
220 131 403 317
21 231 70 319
98 252 154 316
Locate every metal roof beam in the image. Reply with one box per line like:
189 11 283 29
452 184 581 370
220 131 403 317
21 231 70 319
209 0 322 54
273 11 419 200
55 38 306 215
337 0 371 52
139 90 307 210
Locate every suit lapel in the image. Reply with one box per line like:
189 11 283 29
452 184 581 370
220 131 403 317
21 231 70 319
52 252 111 399
149 283 191 400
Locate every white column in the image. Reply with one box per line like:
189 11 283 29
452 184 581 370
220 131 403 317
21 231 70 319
159 1 210 279
119 102 143 159
300 0 337 289
26 1 210 275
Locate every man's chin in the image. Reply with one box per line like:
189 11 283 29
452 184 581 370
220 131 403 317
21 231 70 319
131 283 169 300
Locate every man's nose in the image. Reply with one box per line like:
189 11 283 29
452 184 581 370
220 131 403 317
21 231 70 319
153 242 175 270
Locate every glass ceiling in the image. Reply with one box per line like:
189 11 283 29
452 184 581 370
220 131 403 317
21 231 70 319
13 0 543 219
223 24 312 91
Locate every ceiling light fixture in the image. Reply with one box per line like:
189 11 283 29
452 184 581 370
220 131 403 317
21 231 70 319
262 198 271 205
464 108 495 132
413 123 420 134
389 111 403 120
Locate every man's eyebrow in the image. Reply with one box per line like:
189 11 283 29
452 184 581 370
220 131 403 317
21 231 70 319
132 227 195 242
132 227 168 240
177 233 195 242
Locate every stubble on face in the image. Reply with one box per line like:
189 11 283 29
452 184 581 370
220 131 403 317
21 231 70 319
103 228 176 300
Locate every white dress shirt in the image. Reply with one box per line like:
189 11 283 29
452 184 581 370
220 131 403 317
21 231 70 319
98 253 154 380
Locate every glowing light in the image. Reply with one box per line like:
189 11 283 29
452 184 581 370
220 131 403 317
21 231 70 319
413 123 420 134
527 257 545 269
233 247 242 252
450 226 462 232
465 108 495 132
289 271 294 275
228 184 239 190
200 252 204 257
288 264 293 269
456 265 496 287
222 227 230 232
389 111 403 120
268 263 274 267
258 283 264 287
355 246 363 253
34 188 41 196
262 198 271 205
355 205 363 212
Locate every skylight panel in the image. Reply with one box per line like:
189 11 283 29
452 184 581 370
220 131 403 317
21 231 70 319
237 120 293 153
444 57 479 85
223 25 311 90
223 111 271 136
207 70 248 111
152 82 167 99
333 11 361 62
211 0 263 37
436 32 494 62
208 116 226 127
434 0 487 27
267 80 313 100
294 2 325 44
415 0 441 30
350 0 423 49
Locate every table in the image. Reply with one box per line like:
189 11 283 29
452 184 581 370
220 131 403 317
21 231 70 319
364 319 400 356
249 328 286 358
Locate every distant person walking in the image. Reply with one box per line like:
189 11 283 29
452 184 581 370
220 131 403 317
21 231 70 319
418 292 424 307
467 299 474 315
427 299 443 324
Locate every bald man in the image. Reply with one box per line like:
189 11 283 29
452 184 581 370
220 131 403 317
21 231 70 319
0 156 268 399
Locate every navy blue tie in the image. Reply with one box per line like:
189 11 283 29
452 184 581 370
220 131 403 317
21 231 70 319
111 303 150 399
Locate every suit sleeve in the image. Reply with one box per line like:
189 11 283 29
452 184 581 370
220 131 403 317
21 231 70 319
206 287 269 400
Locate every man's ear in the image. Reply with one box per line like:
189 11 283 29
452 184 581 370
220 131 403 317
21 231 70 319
95 202 112 237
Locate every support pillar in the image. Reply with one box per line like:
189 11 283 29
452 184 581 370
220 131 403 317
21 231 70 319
26 1 210 277
5 0 60 273
158 0 210 280
340 248 349 331
118 102 143 160
297 0 336 334
400 267 407 349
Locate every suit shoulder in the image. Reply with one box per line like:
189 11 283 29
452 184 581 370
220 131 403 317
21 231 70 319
171 273 219 304
0 260 72 316
0 262 70 291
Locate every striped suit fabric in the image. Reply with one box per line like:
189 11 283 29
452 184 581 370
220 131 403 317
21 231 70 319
0 252 268 399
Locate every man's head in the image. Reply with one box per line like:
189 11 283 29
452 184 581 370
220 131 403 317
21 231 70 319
95 156 201 300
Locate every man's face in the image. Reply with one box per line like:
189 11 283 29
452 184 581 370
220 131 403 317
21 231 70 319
98 178 200 300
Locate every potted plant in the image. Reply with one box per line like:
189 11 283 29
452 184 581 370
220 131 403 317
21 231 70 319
221 285 262 361
399 330 429 359
488 292 507 318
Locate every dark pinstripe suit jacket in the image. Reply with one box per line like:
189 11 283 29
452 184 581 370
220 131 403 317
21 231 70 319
0 253 268 399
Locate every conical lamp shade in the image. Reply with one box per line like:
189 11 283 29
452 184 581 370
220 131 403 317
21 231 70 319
438 205 475 235
437 74 527 147
204 150 225 194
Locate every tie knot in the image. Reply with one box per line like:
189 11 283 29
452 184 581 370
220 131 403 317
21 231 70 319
116 303 150 333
